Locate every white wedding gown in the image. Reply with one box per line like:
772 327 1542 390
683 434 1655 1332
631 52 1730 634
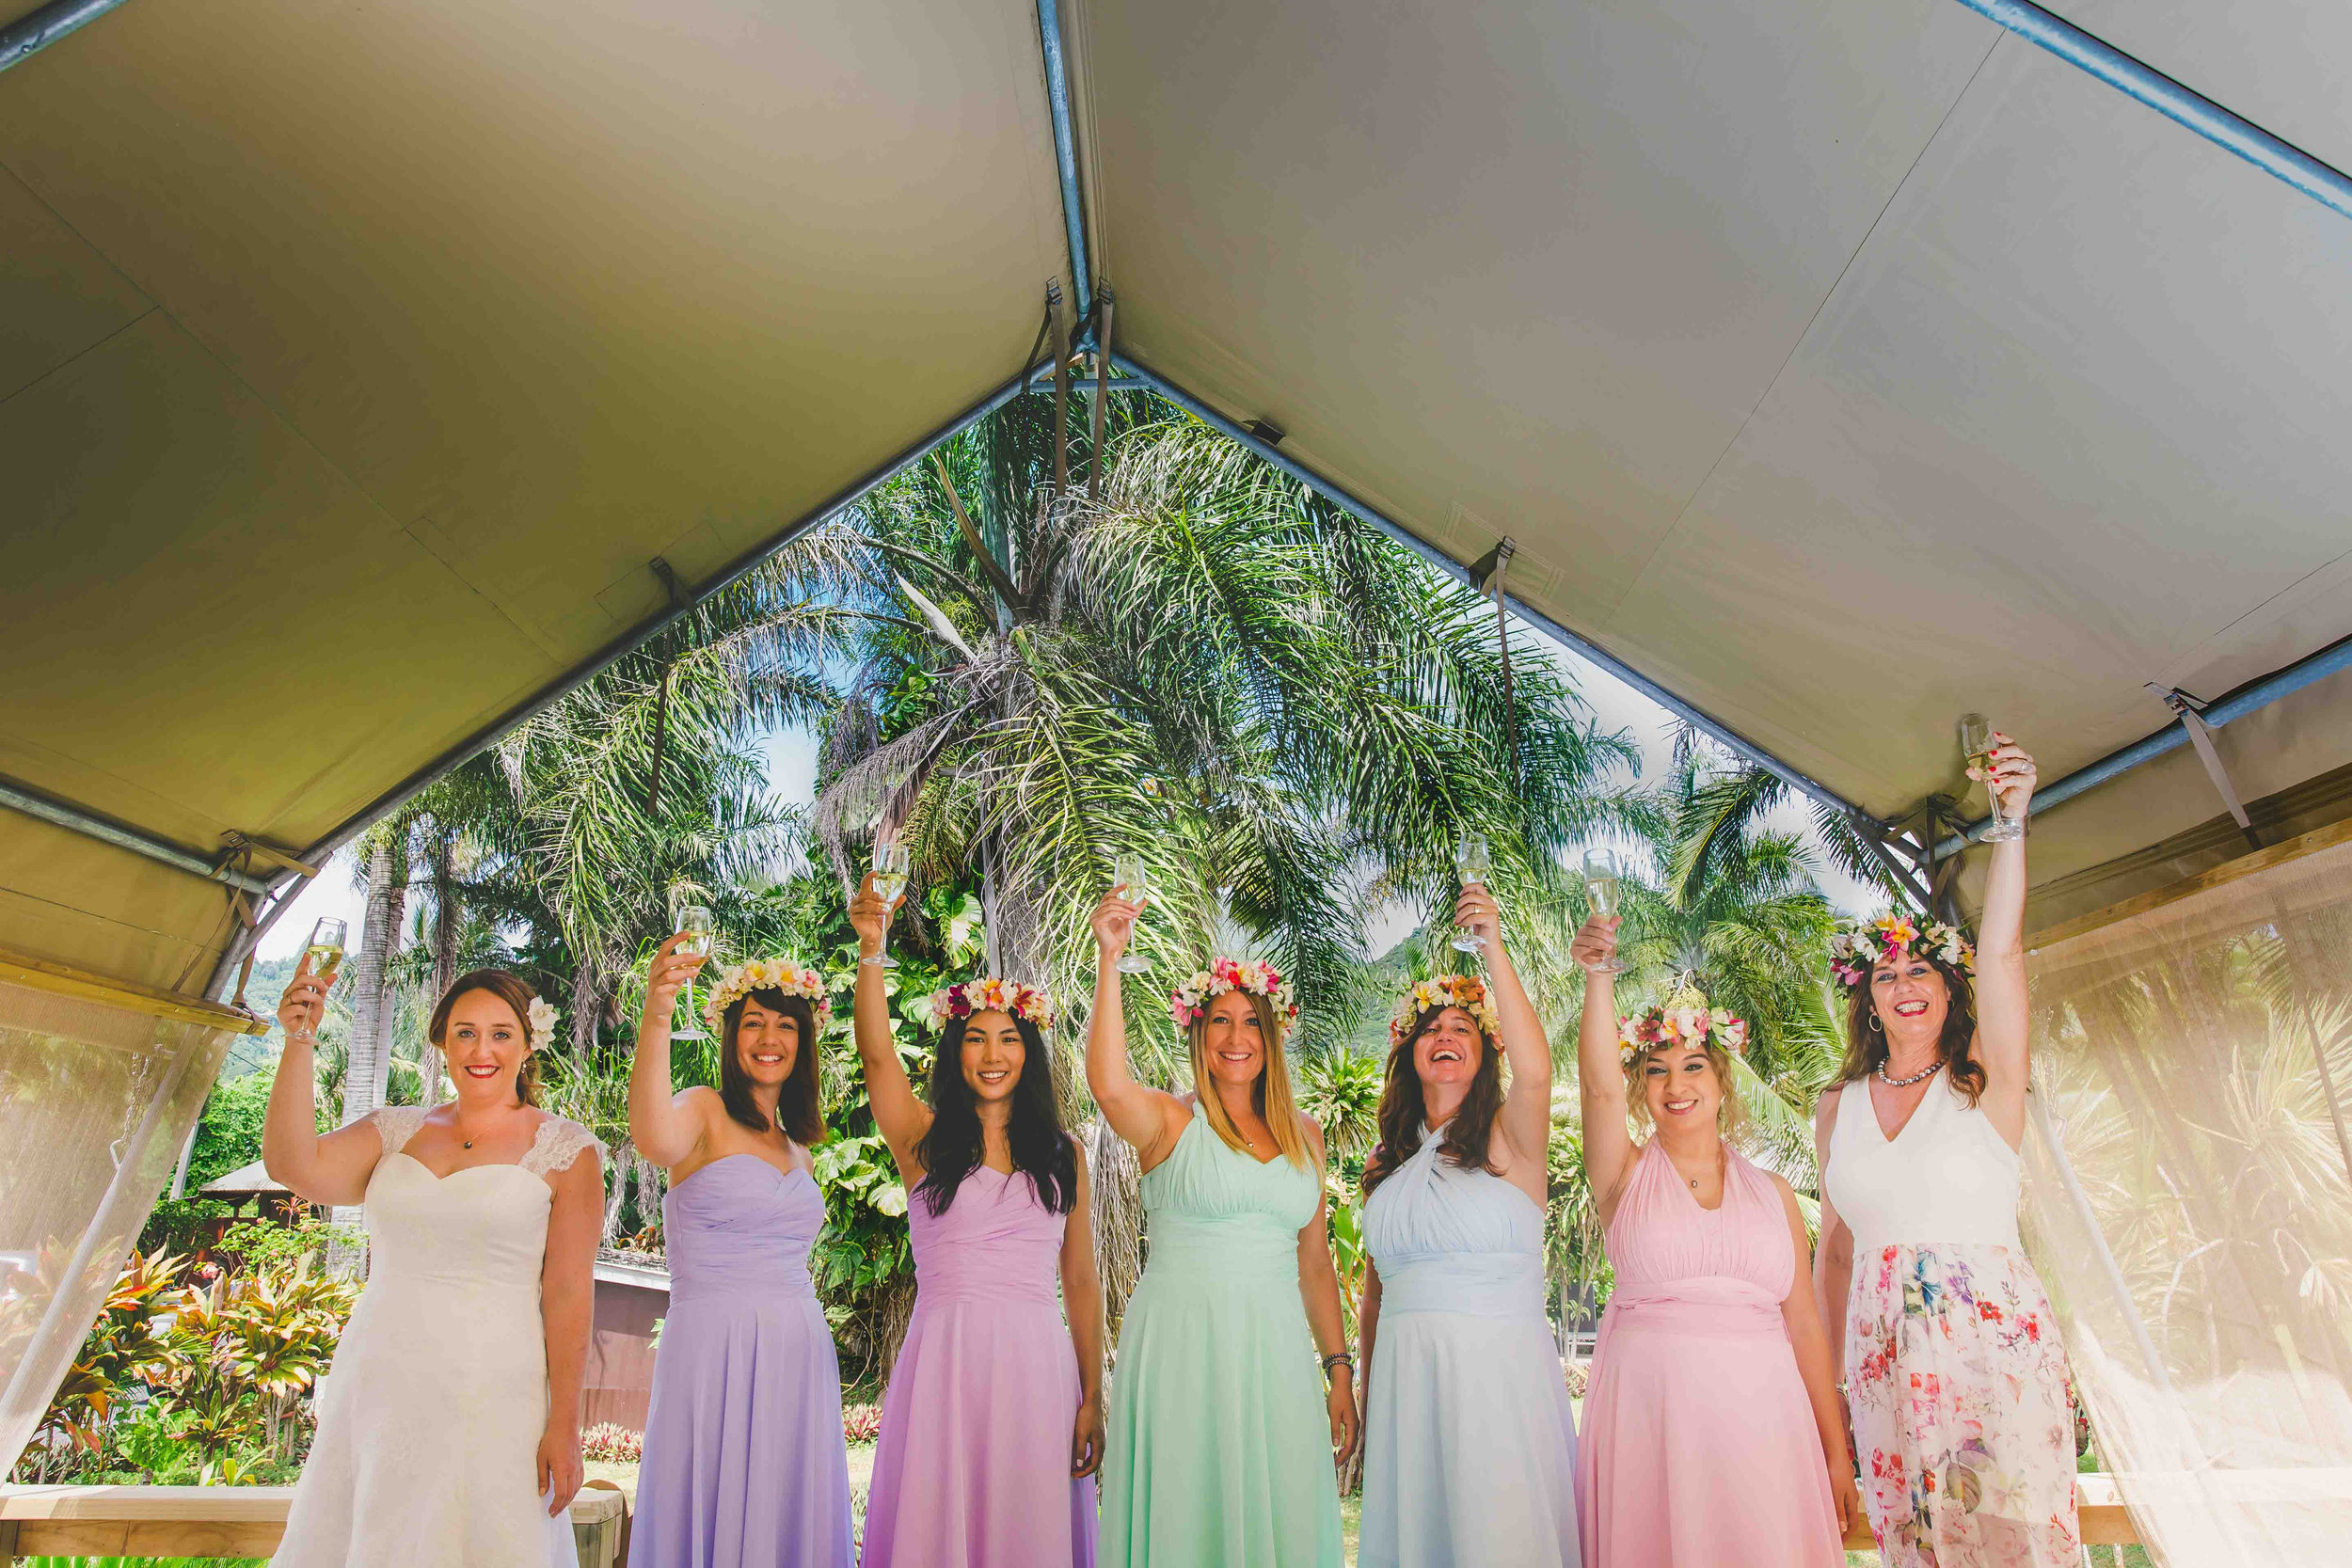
274 1106 601 1568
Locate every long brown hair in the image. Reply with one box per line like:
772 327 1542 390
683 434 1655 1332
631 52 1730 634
1361 1005 1503 1196
720 991 825 1144
1188 990 1311 1167
1839 953 1985 1104
429 969 544 1107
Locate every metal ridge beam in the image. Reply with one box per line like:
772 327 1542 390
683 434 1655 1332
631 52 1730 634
1934 630 2352 858
1955 0 2352 225
1110 351 1874 827
0 0 129 74
0 777 273 896
1033 0 1093 320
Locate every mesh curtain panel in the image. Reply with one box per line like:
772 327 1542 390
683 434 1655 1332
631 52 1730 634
2021 834 2352 1564
0 974 240 1475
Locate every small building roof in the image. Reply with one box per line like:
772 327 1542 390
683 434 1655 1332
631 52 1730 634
199 1160 290 1198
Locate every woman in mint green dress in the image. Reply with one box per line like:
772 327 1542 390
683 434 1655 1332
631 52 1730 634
1086 889 1356 1568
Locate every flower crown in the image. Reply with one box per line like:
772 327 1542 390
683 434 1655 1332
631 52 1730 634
1389 974 1502 1048
1169 956 1298 1034
1618 979 1748 1065
1828 911 1974 991
701 957 834 1034
526 997 561 1052
923 976 1055 1033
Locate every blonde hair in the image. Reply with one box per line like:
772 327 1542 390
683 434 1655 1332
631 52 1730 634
1622 1037 1744 1140
1188 990 1312 1168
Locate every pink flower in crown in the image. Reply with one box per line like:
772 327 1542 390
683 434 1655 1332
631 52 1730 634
1719 1017 1748 1050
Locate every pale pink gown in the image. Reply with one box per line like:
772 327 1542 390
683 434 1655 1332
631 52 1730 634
1577 1141 1841 1568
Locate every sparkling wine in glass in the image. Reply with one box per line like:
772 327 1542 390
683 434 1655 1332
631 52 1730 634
674 903 714 1038
1581 847 1627 974
303 917 348 979
1113 855 1152 974
866 839 911 970
1452 834 1490 953
1961 714 2025 843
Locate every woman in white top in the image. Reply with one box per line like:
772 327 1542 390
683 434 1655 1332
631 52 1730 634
1812 733 2079 1568
264 959 601 1568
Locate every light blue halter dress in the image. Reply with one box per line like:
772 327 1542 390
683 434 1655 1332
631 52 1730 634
1359 1125 1581 1568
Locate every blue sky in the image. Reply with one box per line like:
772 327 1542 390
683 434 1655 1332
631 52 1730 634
259 617 1877 960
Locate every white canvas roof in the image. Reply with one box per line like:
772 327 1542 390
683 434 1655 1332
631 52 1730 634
5 0 2350 992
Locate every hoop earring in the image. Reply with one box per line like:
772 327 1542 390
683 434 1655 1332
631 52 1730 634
1868 1013 1883 1034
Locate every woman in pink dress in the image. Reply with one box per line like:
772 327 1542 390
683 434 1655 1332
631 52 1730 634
848 873 1104 1568
1572 914 1856 1567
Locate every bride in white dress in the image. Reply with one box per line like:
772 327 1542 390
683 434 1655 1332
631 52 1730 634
264 958 603 1567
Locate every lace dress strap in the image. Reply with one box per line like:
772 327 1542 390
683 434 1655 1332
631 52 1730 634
521 1116 605 1179
370 1105 428 1155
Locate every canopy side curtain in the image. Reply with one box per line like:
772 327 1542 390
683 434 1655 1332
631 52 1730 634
2021 831 2352 1562
0 963 258 1475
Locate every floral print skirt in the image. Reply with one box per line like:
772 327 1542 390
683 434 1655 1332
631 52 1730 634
1845 1243 2079 1568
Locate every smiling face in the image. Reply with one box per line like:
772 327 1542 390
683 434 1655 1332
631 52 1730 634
1869 952 1950 1050
732 997 801 1088
1200 990 1268 1091
959 1009 1026 1105
1411 1006 1485 1093
439 990 531 1104
1637 1042 1725 1132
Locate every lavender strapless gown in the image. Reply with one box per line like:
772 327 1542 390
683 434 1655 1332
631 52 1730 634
630 1155 852 1568
859 1164 1097 1568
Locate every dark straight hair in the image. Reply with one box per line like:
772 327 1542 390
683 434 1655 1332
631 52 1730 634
1360 1005 1505 1196
912 1014 1077 1217
719 991 825 1144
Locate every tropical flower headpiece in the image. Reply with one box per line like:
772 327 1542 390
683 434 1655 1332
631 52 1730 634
923 976 1055 1033
1169 956 1298 1034
526 997 561 1052
702 957 834 1034
1389 974 1502 1048
1619 978 1748 1065
1828 911 1974 992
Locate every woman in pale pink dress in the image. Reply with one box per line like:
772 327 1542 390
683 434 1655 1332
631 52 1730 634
1572 915 1855 1567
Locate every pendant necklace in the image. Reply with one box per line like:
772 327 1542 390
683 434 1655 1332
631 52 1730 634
1879 1058 1941 1088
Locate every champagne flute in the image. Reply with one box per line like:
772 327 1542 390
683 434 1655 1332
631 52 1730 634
1452 833 1490 953
1961 713 2025 843
673 904 714 1039
1581 847 1627 974
1113 854 1152 974
303 917 348 979
867 839 911 970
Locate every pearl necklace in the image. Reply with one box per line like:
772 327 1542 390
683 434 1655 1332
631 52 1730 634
1878 1058 1942 1088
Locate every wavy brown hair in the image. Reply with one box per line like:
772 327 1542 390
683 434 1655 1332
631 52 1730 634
429 969 544 1107
1360 1005 1504 1196
1838 953 1985 1105
720 991 826 1144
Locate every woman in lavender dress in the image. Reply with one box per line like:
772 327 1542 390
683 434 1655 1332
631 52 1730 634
849 872 1104 1568
626 935 852 1568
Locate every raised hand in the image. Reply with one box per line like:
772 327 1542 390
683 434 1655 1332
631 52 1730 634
1090 888 1144 964
1971 732 2039 821
278 949 337 1039
1569 913 1620 973
1453 882 1502 947
850 871 898 958
641 931 707 1026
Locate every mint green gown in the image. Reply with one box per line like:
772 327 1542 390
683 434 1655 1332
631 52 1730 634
1100 1101 1344 1568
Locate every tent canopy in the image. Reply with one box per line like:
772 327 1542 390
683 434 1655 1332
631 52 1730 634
5 0 2350 993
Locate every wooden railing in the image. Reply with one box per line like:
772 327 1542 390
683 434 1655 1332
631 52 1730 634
0 1481 628 1563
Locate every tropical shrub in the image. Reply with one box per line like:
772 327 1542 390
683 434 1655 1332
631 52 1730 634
582 1422 643 1463
841 1402 884 1444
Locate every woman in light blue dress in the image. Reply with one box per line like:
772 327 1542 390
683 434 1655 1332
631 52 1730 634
1357 884 1579 1568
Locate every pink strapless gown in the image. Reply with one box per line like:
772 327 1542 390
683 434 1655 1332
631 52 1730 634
859 1164 1096 1568
1578 1143 1842 1567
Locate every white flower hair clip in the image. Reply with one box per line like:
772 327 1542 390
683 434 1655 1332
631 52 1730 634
526 997 561 1052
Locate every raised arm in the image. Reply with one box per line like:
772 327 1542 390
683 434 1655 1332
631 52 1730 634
1458 883 1549 1201
1970 734 2038 1140
536 1140 601 1515
1774 1172 1860 1539
1058 1142 1107 1480
1085 890 1189 1167
1571 914 1638 1222
1812 1087 1854 1382
1293 1117 1359 1468
262 953 389 1206
628 931 711 1171
850 872 932 1180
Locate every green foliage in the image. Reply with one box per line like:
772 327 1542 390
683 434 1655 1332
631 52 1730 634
186 1069 274 1191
